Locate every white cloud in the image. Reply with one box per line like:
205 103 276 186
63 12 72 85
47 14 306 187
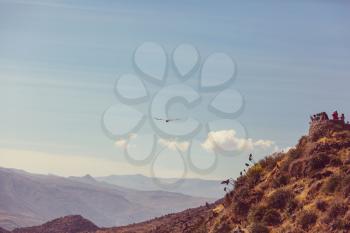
253 139 275 149
115 139 127 148
201 129 275 152
158 138 190 152
114 133 137 149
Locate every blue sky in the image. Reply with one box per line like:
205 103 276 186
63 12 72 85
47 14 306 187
0 0 349 180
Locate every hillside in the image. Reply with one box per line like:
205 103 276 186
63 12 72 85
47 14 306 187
95 115 350 233
0 168 212 230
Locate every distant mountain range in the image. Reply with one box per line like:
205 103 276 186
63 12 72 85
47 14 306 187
96 174 222 198
0 167 215 231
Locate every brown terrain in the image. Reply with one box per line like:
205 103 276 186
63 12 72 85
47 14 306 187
5 113 350 233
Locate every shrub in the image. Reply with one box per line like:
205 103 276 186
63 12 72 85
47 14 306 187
233 199 250 216
328 202 347 219
262 209 281 226
246 164 263 186
272 175 289 188
267 189 293 210
316 200 328 211
297 210 317 230
286 198 299 215
322 175 341 194
342 183 350 197
309 153 330 170
276 225 304 233
234 186 250 201
289 148 301 159
341 174 350 197
330 157 343 167
248 205 268 223
338 212 350 230
288 161 304 178
331 219 350 231
279 156 293 173
260 153 284 171
249 222 269 233
214 222 232 233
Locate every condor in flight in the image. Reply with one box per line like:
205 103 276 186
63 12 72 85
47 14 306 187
154 117 181 123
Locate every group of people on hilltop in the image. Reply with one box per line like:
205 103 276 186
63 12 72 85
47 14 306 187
310 111 347 123
332 110 345 122
310 112 329 121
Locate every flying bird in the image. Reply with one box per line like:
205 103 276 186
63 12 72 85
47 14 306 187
154 117 181 123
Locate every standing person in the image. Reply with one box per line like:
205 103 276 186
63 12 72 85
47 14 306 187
341 113 345 122
332 111 339 120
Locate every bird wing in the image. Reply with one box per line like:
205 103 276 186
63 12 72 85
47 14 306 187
167 118 181 122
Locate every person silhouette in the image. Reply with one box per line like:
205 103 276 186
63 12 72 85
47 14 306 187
332 111 339 120
341 113 345 122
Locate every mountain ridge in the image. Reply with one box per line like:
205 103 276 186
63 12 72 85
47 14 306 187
0 167 213 231
96 174 222 198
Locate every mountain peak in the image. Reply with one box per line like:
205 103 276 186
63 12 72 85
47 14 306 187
12 215 98 233
82 174 95 181
309 111 350 141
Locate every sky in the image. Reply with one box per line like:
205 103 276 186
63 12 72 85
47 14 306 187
0 0 349 181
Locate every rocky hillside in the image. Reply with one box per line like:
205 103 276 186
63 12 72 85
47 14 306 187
97 117 350 233
6 116 350 233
